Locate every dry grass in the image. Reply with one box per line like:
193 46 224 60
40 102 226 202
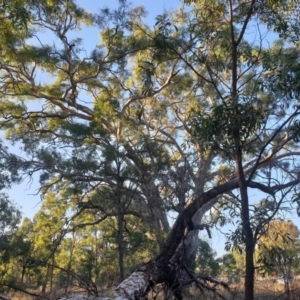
6 292 32 300
179 278 300 300
7 279 300 300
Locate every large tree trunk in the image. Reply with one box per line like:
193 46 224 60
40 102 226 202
59 179 241 300
181 199 218 270
58 261 169 300
143 178 170 249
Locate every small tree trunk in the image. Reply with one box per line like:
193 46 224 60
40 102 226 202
21 263 26 283
236 148 255 300
50 253 55 291
117 199 124 282
284 280 292 300
244 243 255 300
65 233 76 295
42 264 50 295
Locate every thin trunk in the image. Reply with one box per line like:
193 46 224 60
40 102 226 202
50 253 54 291
231 0 255 293
65 234 75 295
244 238 255 300
21 263 26 283
42 264 51 295
282 263 292 300
284 281 291 300
117 198 124 282
236 148 254 300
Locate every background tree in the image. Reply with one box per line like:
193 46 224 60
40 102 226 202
195 240 220 277
218 253 238 282
257 219 300 277
256 219 300 298
0 195 23 293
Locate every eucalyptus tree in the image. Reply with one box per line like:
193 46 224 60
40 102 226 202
195 240 220 277
0 195 21 262
0 196 25 294
31 191 69 294
257 219 300 298
1 0 300 300
257 219 300 277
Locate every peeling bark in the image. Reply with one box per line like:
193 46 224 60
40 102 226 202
182 198 218 270
58 264 159 300
114 269 154 300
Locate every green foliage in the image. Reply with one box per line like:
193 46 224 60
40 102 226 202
256 220 300 276
94 92 120 120
218 253 238 279
190 102 265 154
0 0 31 29
0 195 24 292
0 194 21 238
139 138 170 171
290 119 300 142
61 122 93 138
196 239 220 277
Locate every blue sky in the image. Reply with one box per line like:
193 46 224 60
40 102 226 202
78 0 183 18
